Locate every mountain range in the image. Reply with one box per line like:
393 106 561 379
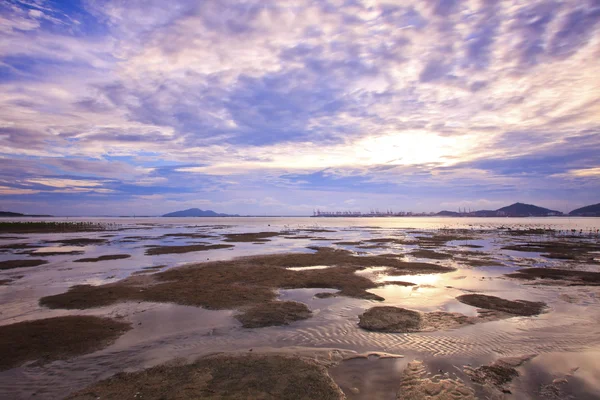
437 202 563 217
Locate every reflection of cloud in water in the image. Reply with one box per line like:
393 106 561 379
385 274 440 286
33 246 85 253
514 349 600 399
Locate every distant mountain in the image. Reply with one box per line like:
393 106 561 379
0 211 53 217
436 210 460 217
162 208 239 217
0 211 24 217
496 202 562 217
569 203 600 217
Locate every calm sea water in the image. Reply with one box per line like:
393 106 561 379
7 216 600 231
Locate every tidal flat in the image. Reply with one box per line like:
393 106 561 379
1 217 599 399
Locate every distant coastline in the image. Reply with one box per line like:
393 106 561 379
312 202 600 218
3 202 599 218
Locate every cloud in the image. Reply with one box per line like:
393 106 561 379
559 167 600 178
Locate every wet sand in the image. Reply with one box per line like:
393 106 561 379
0 218 599 399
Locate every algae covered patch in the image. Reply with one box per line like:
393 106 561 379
456 294 546 316
222 232 283 242
74 254 131 262
145 243 234 255
0 316 131 371
235 301 312 328
506 267 600 286
66 353 345 400
357 294 545 333
358 306 477 333
0 259 48 270
0 222 114 233
358 307 421 332
454 257 504 267
410 249 453 260
161 233 216 239
501 240 600 262
464 355 535 392
47 238 108 246
39 248 455 328
414 232 478 248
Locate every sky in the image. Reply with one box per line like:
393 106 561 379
0 0 599 216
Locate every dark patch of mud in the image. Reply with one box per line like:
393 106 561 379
40 284 141 309
161 233 216 239
448 250 486 257
457 294 546 316
384 262 454 276
455 257 505 267
0 259 48 270
363 238 415 245
359 307 421 332
502 241 600 263
66 353 344 400
465 355 535 392
378 253 405 259
410 249 453 260
378 281 416 287
236 301 312 328
222 232 282 242
74 254 131 262
0 222 112 233
414 233 477 248
0 243 39 250
505 228 556 236
145 243 234 255
358 296 539 333
0 278 13 285
356 244 390 249
0 316 131 371
22 250 84 256
397 360 476 399
506 267 600 286
315 292 338 299
284 235 319 239
333 241 363 245
40 248 453 314
47 238 108 246
298 228 336 233
122 235 162 240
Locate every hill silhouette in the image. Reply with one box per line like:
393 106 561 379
496 202 562 217
162 208 239 217
569 203 600 217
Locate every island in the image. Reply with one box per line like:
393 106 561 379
569 203 600 217
162 208 239 217
0 211 53 217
